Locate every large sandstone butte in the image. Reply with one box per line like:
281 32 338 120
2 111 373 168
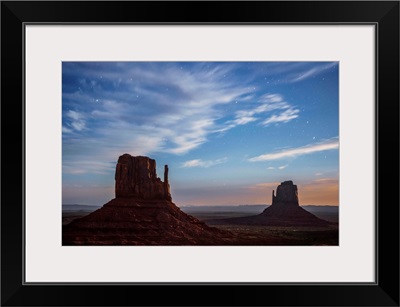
209 180 331 227
115 154 172 200
62 154 234 245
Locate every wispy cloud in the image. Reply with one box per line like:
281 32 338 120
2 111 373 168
262 108 299 125
181 157 228 168
63 63 255 165
62 126 73 133
63 160 115 175
217 93 299 132
248 137 339 162
230 116 258 125
234 94 291 118
267 164 288 170
63 110 86 132
286 62 338 83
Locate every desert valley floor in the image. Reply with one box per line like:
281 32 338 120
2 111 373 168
63 204 338 246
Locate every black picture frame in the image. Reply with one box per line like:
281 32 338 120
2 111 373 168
1 1 399 306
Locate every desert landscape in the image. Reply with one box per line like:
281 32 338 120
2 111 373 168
63 205 338 245
62 155 338 246
62 62 339 246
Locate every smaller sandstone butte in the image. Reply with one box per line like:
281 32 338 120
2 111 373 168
63 154 234 245
208 180 331 227
272 180 299 204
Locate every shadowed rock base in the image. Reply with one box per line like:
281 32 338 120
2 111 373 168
62 198 235 245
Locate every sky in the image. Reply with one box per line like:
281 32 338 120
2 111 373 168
62 62 339 206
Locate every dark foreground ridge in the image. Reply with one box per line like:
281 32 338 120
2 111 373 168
63 154 235 245
208 181 332 227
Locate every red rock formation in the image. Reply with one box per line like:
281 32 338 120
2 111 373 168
209 180 331 227
115 154 171 200
272 180 299 205
163 165 171 201
63 154 234 245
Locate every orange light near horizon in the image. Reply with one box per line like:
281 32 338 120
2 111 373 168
298 178 339 206
173 178 339 206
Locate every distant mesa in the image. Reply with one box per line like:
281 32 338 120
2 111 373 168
63 154 234 245
208 180 331 227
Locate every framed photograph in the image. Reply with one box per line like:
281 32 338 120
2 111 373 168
2 1 399 306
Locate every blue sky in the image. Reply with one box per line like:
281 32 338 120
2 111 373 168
62 62 339 206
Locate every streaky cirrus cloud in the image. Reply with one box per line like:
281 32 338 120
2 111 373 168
63 160 115 175
63 63 307 175
262 108 299 125
257 94 300 125
63 63 253 162
267 164 288 170
248 137 339 162
64 110 86 132
181 157 228 168
217 93 299 132
235 94 296 119
287 62 338 83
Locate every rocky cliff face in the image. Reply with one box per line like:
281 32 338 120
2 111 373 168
272 180 299 205
115 154 171 201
